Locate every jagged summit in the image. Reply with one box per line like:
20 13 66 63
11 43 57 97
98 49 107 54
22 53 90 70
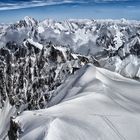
0 39 93 110
8 16 38 29
23 16 38 26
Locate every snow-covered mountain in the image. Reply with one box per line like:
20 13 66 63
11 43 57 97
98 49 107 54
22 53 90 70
0 42 94 139
0 39 93 110
1 17 140 140
1 17 140 78
10 64 140 140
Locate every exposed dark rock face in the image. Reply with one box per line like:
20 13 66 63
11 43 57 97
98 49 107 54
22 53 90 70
8 117 19 140
0 41 91 110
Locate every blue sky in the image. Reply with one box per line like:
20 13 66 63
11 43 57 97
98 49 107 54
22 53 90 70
0 0 140 23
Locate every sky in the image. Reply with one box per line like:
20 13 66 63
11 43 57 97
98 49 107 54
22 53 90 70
0 0 140 23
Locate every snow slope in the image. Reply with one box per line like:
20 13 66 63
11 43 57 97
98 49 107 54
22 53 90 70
0 100 17 140
14 64 140 140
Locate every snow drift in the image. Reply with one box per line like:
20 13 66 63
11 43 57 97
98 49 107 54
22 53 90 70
13 64 140 140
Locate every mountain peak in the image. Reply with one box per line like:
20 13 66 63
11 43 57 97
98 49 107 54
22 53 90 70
23 16 38 26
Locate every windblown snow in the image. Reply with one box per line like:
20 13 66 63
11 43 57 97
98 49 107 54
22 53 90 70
14 65 140 140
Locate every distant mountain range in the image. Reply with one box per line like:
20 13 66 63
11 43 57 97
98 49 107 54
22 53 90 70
1 17 140 78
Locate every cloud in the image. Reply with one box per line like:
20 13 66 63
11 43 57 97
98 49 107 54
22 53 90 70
0 0 87 11
93 0 130 3
0 0 136 11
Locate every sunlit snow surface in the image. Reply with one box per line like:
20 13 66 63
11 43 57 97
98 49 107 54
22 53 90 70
15 64 140 140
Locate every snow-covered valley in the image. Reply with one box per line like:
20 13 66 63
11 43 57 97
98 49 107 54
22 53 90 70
0 17 140 140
